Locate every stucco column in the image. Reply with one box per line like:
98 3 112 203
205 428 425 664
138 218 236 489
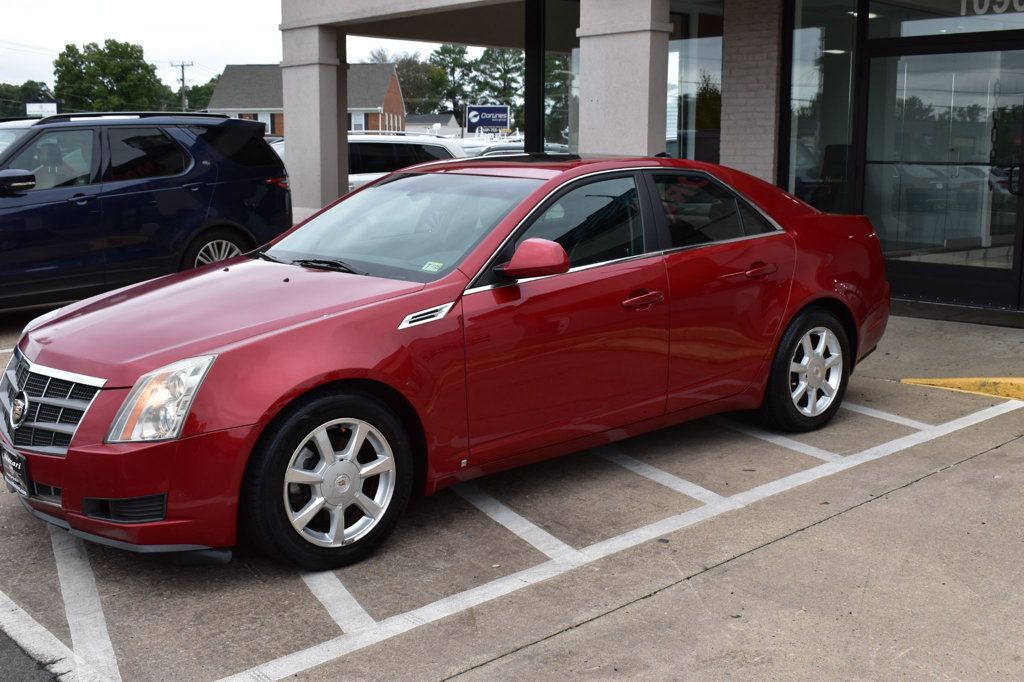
282 26 348 222
719 0 784 182
577 0 671 156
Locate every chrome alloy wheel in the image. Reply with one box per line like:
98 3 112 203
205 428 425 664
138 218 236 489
282 418 396 548
789 326 843 418
194 239 242 266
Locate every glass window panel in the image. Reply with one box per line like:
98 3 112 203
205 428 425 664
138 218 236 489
544 0 580 152
518 177 644 267
787 0 856 213
870 0 1024 38
652 173 745 246
864 51 1024 270
667 0 723 162
104 128 186 182
5 129 95 189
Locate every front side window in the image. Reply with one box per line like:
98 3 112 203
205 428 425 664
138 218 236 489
3 129 96 190
266 172 541 282
0 126 32 157
652 173 773 247
350 143 395 175
515 176 644 268
104 128 188 182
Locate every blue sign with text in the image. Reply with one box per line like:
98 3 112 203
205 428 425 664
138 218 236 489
466 105 511 132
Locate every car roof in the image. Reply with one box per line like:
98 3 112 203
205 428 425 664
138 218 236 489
19 113 245 128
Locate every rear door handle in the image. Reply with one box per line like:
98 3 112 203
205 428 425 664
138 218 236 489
66 193 96 206
745 262 778 279
182 182 202 192
621 290 665 310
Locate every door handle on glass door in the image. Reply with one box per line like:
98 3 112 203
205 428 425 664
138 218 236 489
621 290 665 310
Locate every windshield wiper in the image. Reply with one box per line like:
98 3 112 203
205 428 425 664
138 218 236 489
255 250 287 264
291 258 367 275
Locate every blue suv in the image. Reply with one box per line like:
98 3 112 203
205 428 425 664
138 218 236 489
0 113 291 309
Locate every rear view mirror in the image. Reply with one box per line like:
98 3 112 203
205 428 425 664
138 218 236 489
0 169 35 195
498 238 570 280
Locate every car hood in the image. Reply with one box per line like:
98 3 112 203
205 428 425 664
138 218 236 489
20 258 425 387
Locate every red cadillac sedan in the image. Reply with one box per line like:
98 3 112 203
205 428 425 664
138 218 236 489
1 156 889 569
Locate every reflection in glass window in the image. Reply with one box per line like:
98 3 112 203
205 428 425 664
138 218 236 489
667 0 723 162
653 173 771 247
870 0 1024 38
5 129 95 190
788 0 856 213
545 0 580 152
105 128 187 182
519 177 644 267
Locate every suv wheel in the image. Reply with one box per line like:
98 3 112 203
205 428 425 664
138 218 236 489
182 229 248 270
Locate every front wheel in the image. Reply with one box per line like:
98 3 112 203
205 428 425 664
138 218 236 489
240 392 413 569
759 308 850 432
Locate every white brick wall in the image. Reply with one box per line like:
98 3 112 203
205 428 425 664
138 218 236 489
720 0 783 182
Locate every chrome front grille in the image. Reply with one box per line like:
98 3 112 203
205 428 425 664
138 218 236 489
0 349 105 456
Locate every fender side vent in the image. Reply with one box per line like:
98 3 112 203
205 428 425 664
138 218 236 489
398 302 455 329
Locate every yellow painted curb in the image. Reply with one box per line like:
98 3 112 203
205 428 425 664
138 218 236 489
901 377 1024 400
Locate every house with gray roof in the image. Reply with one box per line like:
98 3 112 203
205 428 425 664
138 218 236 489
208 63 405 136
405 113 460 137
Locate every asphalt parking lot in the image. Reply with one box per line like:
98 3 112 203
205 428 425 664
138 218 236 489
0 312 1022 680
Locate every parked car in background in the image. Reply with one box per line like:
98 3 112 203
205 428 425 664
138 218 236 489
270 132 466 191
0 112 291 310
1 155 890 569
479 141 571 157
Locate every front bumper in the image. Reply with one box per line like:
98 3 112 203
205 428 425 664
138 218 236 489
1 420 260 551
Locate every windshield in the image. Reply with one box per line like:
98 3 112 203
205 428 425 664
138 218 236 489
266 172 542 282
0 126 31 158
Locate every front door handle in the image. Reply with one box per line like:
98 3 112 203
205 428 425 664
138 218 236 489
182 182 202 192
621 290 665 310
745 262 778 279
67 193 95 206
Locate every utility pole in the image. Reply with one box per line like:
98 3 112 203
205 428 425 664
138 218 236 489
172 61 193 111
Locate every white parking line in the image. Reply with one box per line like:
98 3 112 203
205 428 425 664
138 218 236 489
595 446 731 507
223 399 1024 682
717 419 842 462
49 528 122 682
300 571 376 634
0 348 12 355
455 482 582 562
841 402 933 431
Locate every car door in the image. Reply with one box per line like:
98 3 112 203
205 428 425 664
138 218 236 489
644 170 797 412
462 173 670 464
0 127 106 307
100 126 214 286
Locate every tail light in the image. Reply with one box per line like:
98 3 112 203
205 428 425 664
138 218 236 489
266 176 290 190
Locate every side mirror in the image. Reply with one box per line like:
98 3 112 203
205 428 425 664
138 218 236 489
1011 166 1023 196
498 238 570 280
0 169 35 195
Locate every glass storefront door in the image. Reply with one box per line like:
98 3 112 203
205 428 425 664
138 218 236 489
864 49 1024 307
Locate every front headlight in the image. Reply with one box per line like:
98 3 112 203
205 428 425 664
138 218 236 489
107 356 216 443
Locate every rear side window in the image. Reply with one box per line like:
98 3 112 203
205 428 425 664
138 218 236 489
351 143 396 174
393 144 421 168
414 145 453 163
104 128 187 181
189 124 280 167
651 173 774 247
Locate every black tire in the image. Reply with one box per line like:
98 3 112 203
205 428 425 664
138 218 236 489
180 228 249 271
759 308 851 433
239 391 414 570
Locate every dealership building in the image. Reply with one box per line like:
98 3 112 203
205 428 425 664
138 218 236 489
281 0 1024 313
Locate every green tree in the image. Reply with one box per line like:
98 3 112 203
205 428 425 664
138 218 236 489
429 43 473 124
695 70 721 131
469 48 524 129
362 50 444 116
0 81 52 118
54 39 171 111
544 52 574 143
186 75 220 111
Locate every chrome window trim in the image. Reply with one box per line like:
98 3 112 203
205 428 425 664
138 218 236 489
463 166 664 294
660 229 788 257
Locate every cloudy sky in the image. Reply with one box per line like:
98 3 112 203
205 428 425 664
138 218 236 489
0 0 444 90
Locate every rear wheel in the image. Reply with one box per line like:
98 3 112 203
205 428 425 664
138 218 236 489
240 392 413 569
182 229 248 270
760 308 850 432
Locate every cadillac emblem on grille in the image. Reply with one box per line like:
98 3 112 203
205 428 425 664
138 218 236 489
9 391 28 430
